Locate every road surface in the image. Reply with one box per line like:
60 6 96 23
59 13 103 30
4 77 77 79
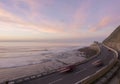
18 44 115 84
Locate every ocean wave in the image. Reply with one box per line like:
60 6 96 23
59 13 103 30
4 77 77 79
0 46 82 68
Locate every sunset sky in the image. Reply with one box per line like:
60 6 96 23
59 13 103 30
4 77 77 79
0 0 120 44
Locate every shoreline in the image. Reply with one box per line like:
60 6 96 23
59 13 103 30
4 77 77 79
0 44 99 83
0 50 86 83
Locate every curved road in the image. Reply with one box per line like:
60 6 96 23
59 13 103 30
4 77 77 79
18 44 115 84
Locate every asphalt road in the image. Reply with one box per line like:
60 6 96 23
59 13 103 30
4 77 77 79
19 44 115 84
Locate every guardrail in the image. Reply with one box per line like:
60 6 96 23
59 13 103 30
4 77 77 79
1 68 58 84
1 44 101 84
94 61 120 84
76 44 118 84
103 44 118 59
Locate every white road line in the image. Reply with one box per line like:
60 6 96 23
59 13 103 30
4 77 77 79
75 68 87 74
48 78 63 84
74 80 81 84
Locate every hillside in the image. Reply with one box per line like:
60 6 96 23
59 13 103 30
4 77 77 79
103 25 120 84
103 25 120 51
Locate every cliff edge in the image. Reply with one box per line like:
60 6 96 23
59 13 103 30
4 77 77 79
103 25 120 84
103 25 120 51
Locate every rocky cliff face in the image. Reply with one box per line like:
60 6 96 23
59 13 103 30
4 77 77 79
103 25 120 51
103 25 120 84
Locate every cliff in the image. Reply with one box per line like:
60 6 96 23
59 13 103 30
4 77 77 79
103 25 120 84
103 25 120 51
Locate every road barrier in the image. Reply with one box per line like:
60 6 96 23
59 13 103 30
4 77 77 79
1 44 101 84
103 44 118 59
1 68 58 84
95 61 120 84
76 44 118 84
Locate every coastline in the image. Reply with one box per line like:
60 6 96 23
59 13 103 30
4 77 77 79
0 44 99 83
0 49 86 83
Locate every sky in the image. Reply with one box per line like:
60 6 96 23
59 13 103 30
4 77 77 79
0 0 120 44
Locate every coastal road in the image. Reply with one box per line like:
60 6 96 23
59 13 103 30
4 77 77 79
19 44 115 84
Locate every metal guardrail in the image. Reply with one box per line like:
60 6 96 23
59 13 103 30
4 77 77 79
1 44 101 84
103 44 119 59
94 61 120 84
1 68 58 84
76 44 118 84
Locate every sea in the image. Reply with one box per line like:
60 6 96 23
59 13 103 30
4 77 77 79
0 42 85 68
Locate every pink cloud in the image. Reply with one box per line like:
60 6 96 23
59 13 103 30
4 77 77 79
0 0 55 20
0 8 24 24
99 17 111 27
22 0 55 19
0 7 66 34
89 16 120 32
69 0 92 30
90 17 111 32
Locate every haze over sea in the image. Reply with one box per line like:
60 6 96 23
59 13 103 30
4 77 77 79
0 42 86 68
